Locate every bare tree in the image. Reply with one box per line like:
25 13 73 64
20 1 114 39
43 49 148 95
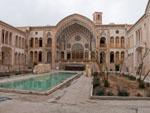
136 44 150 84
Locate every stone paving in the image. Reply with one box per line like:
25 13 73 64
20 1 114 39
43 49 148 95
0 75 150 113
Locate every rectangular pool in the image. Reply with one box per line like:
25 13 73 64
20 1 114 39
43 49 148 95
0 72 79 95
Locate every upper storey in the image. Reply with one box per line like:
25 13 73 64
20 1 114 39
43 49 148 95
0 21 26 50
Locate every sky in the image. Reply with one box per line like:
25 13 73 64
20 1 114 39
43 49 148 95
0 0 149 26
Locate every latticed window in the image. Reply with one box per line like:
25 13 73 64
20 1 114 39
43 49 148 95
75 35 81 41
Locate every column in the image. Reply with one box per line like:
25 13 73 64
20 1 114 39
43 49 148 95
89 51 91 61
64 51 67 61
11 49 14 66
70 51 72 61
33 38 35 48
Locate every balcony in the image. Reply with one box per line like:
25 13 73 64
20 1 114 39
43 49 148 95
135 41 145 50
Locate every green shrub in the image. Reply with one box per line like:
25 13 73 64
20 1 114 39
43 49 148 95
104 80 110 87
118 88 130 96
95 87 105 96
93 78 100 88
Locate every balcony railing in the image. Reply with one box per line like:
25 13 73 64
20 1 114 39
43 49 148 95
135 41 145 49
100 44 107 48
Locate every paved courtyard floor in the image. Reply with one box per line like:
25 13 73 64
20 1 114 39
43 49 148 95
0 75 150 113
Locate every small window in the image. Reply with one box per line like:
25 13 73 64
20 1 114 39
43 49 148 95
35 32 38 35
97 15 100 20
116 30 119 34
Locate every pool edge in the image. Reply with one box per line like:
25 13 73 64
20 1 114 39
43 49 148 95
0 71 83 95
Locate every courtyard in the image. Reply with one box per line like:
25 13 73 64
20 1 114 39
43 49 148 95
0 0 150 113
0 74 150 113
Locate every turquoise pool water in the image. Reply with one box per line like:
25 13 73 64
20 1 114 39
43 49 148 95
0 72 77 92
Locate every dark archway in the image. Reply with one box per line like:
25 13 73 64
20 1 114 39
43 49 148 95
100 52 105 64
100 37 106 47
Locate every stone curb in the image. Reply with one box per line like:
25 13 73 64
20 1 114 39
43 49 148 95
90 83 150 100
0 71 82 95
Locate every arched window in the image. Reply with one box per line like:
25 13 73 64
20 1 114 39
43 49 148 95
100 52 105 64
39 51 42 62
61 52 64 60
9 33 12 45
116 51 119 63
30 51 33 62
39 38 43 47
19 37 21 48
47 32 51 37
100 37 106 47
121 37 125 48
21 38 24 48
121 51 125 62
67 52 71 60
34 51 38 63
110 51 114 63
18 53 21 65
30 38 33 48
15 53 17 65
2 29 5 44
35 38 38 47
5 31 8 44
47 38 52 47
116 37 119 47
110 37 114 47
15 36 18 47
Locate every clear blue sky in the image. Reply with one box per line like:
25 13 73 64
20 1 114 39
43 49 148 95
0 0 148 26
